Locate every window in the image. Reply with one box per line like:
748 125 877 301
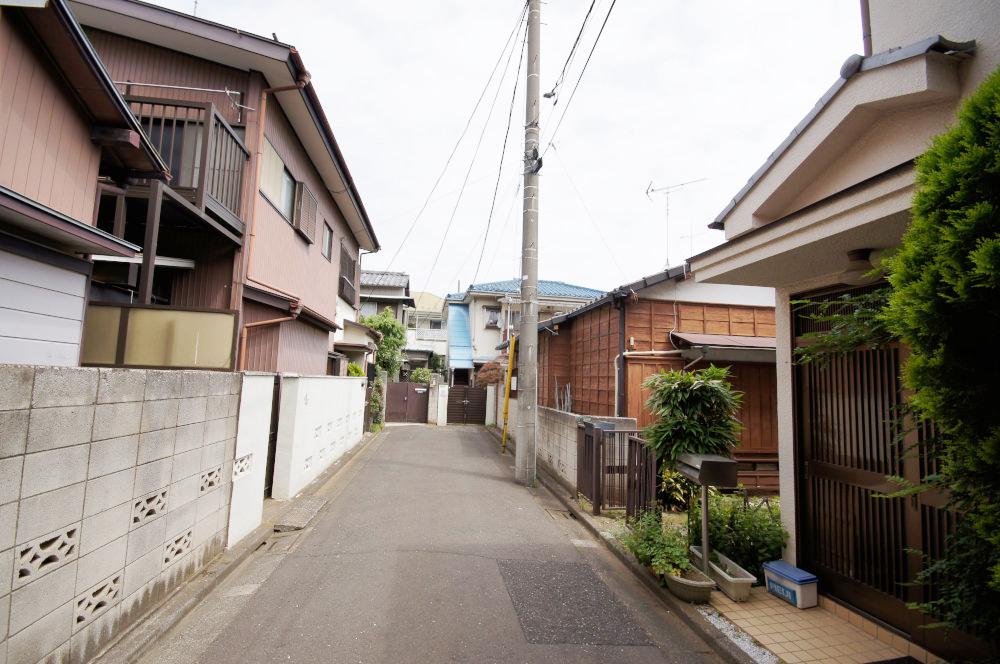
360 301 377 318
430 319 443 330
407 315 417 329
260 139 296 220
321 223 333 260
484 307 500 329
339 244 357 305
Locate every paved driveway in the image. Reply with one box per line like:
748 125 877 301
140 425 721 663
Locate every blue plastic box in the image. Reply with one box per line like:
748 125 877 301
762 560 817 608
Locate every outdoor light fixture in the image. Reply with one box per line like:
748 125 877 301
839 248 878 286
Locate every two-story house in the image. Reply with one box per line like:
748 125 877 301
0 0 168 366
57 0 379 375
403 291 446 372
359 270 414 323
444 279 604 385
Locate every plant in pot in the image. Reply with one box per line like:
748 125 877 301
641 365 746 600
620 511 715 603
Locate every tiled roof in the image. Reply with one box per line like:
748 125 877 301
360 270 409 288
451 279 604 300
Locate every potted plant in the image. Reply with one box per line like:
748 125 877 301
620 511 716 603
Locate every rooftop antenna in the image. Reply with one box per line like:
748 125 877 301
192 0 197 15
646 178 706 267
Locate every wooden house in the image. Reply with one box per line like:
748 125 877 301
537 266 780 492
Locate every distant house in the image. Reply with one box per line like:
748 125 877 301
445 279 604 385
536 267 779 491
687 2 997 659
404 291 446 372
359 270 415 323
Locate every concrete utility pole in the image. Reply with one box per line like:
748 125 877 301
516 0 541 485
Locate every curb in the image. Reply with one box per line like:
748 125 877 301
95 429 386 664
484 426 755 664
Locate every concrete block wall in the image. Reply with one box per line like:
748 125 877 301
538 406 637 490
272 375 366 500
0 365 239 664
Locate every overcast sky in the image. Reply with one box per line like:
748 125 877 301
154 0 861 296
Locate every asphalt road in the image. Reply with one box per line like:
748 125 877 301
140 425 721 664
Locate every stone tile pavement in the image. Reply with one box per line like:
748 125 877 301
708 587 939 663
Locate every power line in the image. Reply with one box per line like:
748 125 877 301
485 180 523 277
421 11 528 295
550 144 628 282
541 0 618 157
469 20 528 288
369 1 529 292
544 0 597 101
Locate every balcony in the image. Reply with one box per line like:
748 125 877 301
127 96 249 231
80 303 237 370
414 328 447 341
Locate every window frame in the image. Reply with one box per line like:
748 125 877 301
321 222 333 261
338 243 358 306
484 307 501 329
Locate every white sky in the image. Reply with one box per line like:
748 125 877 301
153 0 861 296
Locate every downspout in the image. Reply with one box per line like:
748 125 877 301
240 58 312 302
860 0 873 57
616 298 626 416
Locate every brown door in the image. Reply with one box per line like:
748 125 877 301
447 386 487 425
794 286 988 661
386 382 428 423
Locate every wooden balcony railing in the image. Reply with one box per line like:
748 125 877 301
127 96 249 229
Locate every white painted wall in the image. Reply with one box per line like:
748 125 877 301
0 249 86 366
641 276 775 307
427 383 448 425
485 385 497 426
227 372 275 547
271 374 366 500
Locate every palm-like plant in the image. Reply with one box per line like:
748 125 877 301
642 365 743 467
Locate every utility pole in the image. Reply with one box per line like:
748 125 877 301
516 0 541 485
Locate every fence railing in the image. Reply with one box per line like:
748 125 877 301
127 96 249 223
576 422 658 517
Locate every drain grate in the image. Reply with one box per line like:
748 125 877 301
544 508 574 520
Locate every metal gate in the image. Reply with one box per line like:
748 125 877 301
794 286 986 660
447 386 486 425
385 382 429 423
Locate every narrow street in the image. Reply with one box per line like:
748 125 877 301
138 425 722 664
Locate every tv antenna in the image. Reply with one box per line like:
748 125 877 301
645 178 706 266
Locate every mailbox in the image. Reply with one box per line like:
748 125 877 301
676 453 739 488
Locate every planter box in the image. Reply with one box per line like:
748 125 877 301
762 560 817 609
662 567 715 603
689 546 756 602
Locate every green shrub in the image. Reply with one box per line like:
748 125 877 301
360 308 406 376
689 493 787 583
369 377 384 424
347 362 364 377
620 511 690 578
642 366 742 467
660 468 691 512
410 367 431 384
881 65 1000 645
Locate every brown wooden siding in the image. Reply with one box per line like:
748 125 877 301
249 102 359 326
277 318 329 376
568 303 619 416
625 356 686 428
676 302 775 337
728 363 778 456
86 29 249 125
625 299 677 351
538 328 571 409
241 300 280 372
170 244 236 310
0 12 101 224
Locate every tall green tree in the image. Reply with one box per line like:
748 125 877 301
361 307 406 377
884 65 1000 645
